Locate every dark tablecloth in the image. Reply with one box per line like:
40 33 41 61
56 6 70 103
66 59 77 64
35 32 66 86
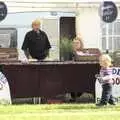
1 61 100 98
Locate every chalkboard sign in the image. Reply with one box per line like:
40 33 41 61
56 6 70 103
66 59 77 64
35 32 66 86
0 2 7 22
99 1 118 23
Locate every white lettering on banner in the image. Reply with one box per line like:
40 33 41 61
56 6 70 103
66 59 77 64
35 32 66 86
0 72 11 104
95 67 120 103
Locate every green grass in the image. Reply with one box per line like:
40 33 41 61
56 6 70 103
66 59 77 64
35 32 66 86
0 104 120 120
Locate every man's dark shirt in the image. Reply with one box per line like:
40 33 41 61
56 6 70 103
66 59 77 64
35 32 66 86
22 30 51 60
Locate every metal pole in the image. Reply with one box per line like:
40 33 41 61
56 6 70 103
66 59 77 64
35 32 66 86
106 23 109 53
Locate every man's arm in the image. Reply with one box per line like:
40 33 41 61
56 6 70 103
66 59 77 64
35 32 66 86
44 32 51 58
45 49 50 57
44 32 51 50
22 33 30 59
23 49 30 59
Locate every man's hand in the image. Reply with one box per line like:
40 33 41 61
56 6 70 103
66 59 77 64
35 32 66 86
21 58 29 64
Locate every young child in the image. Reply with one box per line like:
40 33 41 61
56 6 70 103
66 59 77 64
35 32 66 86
96 54 116 106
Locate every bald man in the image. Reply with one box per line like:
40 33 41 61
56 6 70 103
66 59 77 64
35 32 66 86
22 19 51 61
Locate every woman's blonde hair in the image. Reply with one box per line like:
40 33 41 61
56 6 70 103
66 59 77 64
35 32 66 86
99 54 112 67
73 36 84 50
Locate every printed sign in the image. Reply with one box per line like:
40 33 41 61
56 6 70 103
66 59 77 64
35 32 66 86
0 72 11 104
95 67 120 103
99 1 118 23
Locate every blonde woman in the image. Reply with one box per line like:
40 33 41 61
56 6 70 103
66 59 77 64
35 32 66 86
72 37 84 55
70 36 84 102
96 54 116 106
70 36 85 61
73 37 84 52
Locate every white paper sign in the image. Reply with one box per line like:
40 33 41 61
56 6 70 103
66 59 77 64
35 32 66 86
0 72 11 104
0 34 11 48
95 67 120 103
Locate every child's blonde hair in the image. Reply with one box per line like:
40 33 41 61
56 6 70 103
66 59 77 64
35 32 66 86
99 54 112 67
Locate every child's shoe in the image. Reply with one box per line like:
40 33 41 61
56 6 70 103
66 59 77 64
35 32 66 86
96 102 107 106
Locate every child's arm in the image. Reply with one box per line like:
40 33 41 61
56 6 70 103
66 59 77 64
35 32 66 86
95 74 113 84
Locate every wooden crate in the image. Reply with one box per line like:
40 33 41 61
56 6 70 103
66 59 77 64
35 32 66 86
74 48 101 62
0 48 18 61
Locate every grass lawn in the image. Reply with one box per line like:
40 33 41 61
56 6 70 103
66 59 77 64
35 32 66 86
0 103 120 120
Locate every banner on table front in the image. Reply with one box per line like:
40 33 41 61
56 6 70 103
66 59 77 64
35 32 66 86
0 72 11 104
95 67 120 103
